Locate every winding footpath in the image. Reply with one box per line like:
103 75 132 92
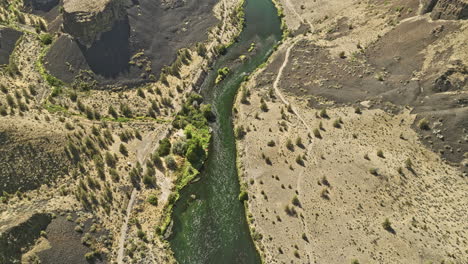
273 39 312 135
117 188 139 264
272 38 315 263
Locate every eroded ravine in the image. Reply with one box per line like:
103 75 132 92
169 0 283 262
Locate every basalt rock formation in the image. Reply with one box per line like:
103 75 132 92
23 0 60 12
421 0 468 20
0 214 52 264
0 27 23 65
62 0 126 47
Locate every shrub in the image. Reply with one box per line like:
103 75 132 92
119 143 128 156
296 155 304 166
241 88 250 104
157 138 172 156
369 168 378 176
292 195 301 207
284 205 297 216
197 43 207 57
40 33 53 45
201 104 215 121
160 72 168 86
147 194 158 206
173 140 187 156
267 140 275 147
108 105 118 118
313 128 321 138
320 188 329 199
152 152 163 168
105 152 117 167
319 108 328 118
137 229 146 240
235 125 246 139
286 139 294 151
84 251 96 261
137 88 145 98
333 119 341 128
0 106 7 116
238 191 248 202
321 176 330 186
295 137 303 147
165 155 177 170
215 44 227 55
120 104 133 118
405 158 413 168
143 173 156 187
260 100 268 112
186 138 205 168
397 167 403 175
6 94 15 107
418 118 430 130
382 218 393 232
109 168 119 182
65 122 74 130
0 84 8 93
354 107 362 114
377 150 384 158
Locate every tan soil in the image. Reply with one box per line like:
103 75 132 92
234 0 468 263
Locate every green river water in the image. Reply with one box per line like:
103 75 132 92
169 0 282 262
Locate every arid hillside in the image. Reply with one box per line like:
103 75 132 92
0 0 244 262
235 0 467 263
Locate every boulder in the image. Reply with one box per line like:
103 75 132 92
62 0 126 47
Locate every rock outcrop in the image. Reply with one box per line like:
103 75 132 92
23 0 59 11
421 0 468 20
0 214 52 264
62 0 126 47
0 27 23 65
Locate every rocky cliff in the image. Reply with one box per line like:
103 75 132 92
421 0 468 20
23 0 59 11
62 0 126 47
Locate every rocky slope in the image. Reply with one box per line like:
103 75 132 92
62 0 126 47
422 0 468 20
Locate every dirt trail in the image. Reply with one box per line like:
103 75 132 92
273 38 316 261
273 39 311 135
117 188 138 264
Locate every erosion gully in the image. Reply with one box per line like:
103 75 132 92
169 0 282 262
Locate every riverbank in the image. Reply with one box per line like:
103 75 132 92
169 0 282 262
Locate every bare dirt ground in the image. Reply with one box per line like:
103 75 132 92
235 81 467 264
235 0 468 263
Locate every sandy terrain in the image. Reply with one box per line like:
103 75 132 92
234 0 468 263
235 75 468 263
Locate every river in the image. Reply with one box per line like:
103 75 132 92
169 0 282 262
